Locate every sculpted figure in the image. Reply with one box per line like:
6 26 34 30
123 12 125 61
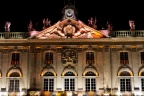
4 21 11 32
43 18 51 30
129 20 135 30
88 16 97 29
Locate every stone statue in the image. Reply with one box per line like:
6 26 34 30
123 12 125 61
129 20 135 30
27 20 34 32
42 18 51 30
88 16 97 29
4 21 11 32
106 21 113 31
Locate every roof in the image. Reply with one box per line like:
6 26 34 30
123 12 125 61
31 18 109 39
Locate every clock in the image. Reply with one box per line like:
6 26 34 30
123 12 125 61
65 9 74 18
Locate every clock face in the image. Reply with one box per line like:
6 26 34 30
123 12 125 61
65 9 74 18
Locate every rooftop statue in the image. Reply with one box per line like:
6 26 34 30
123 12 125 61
42 18 51 30
129 20 135 30
88 17 97 29
4 21 11 32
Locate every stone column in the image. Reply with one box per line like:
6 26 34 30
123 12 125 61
77 51 83 90
1 49 9 91
56 53 63 90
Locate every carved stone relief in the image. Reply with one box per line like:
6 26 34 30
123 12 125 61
61 49 77 65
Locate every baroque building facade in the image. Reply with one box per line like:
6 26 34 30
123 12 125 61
1 4 144 96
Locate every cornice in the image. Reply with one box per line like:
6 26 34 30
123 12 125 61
0 39 28 46
0 37 144 46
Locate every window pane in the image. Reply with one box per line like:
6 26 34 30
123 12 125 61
11 53 20 65
120 79 131 91
141 78 144 91
9 79 19 92
45 52 53 65
43 78 54 92
86 52 94 64
120 52 129 64
64 78 75 91
85 78 96 92
141 52 144 64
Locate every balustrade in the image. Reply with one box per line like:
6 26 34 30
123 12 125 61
0 30 144 39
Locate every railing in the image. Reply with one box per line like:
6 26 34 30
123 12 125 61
0 30 144 39
0 32 29 39
111 30 144 37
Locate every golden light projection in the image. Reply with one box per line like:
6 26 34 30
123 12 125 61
83 68 99 76
91 30 104 38
56 46 62 48
7 68 22 77
43 91 51 96
117 71 133 76
0 73 1 77
77 45 83 48
131 45 136 48
35 18 107 39
62 69 77 76
110 46 116 48
41 68 56 76
117 67 133 76
35 46 41 49
138 68 144 76
3 46 9 49
98 45 104 48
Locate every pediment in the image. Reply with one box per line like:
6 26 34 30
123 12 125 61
31 18 109 39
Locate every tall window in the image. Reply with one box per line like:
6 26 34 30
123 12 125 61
64 78 75 91
120 79 131 91
9 79 19 92
85 71 96 92
120 71 131 92
9 72 20 92
140 72 144 91
45 52 53 65
43 72 54 92
11 53 20 65
64 71 75 91
44 78 54 92
120 52 129 64
86 52 94 64
141 52 144 64
141 78 144 91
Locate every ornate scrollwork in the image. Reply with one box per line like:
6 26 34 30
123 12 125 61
61 49 77 64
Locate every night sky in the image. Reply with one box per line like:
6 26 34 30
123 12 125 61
0 0 144 32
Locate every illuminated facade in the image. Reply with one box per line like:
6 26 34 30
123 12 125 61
1 4 144 96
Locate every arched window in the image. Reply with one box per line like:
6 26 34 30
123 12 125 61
85 71 96 76
43 71 55 92
9 72 20 77
43 72 54 76
85 71 96 92
64 71 75 76
9 72 21 92
119 71 132 92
